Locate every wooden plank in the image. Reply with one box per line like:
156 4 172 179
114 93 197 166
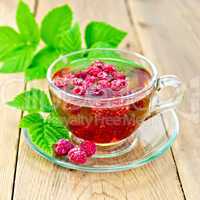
13 0 184 200
0 1 35 200
128 0 200 199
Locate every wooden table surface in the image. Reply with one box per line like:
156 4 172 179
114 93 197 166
0 0 199 199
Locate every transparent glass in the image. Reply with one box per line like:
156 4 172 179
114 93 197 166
23 109 179 172
47 49 183 157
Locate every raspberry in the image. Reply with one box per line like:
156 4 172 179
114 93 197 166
72 78 83 86
74 71 87 79
87 66 102 76
80 141 96 157
90 85 104 96
93 88 104 96
72 86 86 96
113 72 126 80
120 79 127 87
54 77 68 88
84 76 97 88
102 64 116 74
85 75 96 84
98 80 111 88
53 139 74 156
68 147 87 164
111 79 127 91
105 74 115 82
97 71 108 79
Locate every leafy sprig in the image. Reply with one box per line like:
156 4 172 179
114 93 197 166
0 1 128 80
20 112 70 155
9 89 69 155
2 1 131 155
7 88 53 113
0 2 39 73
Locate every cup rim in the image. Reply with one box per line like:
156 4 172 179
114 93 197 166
47 48 158 102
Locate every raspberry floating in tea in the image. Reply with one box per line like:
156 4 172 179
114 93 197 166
53 61 130 98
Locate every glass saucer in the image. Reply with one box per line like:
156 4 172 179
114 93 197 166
23 109 179 172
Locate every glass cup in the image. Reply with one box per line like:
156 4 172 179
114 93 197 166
47 49 184 157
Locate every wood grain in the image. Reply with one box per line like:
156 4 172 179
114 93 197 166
12 0 184 200
0 1 35 200
128 0 200 199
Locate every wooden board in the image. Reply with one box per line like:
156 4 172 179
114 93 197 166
127 0 200 199
0 1 35 200
11 1 185 200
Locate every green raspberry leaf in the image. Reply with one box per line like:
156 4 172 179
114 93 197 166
0 26 24 60
56 23 82 54
7 88 53 113
25 47 59 81
20 113 44 128
16 1 40 46
29 122 69 155
85 21 127 48
22 112 69 155
29 122 53 154
0 46 34 73
41 5 73 47
46 111 70 140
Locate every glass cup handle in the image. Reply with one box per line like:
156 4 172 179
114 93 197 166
147 75 184 119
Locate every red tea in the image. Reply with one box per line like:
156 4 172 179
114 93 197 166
50 61 152 144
